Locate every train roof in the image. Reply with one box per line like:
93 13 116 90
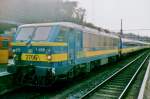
122 38 150 45
19 22 119 39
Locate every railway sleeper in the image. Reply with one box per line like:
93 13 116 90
102 86 124 91
114 79 130 82
98 88 122 94
108 82 127 86
112 76 130 80
114 77 131 80
111 80 129 84
91 93 118 99
105 85 125 88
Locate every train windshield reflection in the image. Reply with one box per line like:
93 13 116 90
16 26 51 41
16 27 34 41
32 27 51 41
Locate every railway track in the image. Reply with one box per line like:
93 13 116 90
80 51 150 99
0 51 149 99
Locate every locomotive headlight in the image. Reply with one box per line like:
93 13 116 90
47 55 52 60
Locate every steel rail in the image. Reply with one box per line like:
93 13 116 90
118 53 149 99
79 51 148 99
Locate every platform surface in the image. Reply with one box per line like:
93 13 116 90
143 61 150 99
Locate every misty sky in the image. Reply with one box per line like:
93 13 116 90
69 0 150 37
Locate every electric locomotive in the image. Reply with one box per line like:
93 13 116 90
7 22 149 86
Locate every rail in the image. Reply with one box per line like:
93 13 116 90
80 51 149 99
118 53 149 99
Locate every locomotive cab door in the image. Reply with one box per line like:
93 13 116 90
68 29 82 65
75 30 83 59
68 29 76 65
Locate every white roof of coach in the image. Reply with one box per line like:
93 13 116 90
122 38 150 45
19 22 119 39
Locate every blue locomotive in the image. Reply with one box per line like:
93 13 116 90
7 22 149 85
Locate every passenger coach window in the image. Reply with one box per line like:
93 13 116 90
16 27 34 41
33 27 51 41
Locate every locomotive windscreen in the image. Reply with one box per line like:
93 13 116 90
16 27 34 41
32 27 51 41
16 27 51 41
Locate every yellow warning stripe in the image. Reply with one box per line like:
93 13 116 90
31 42 67 46
11 42 26 46
11 42 67 46
84 49 118 57
78 47 142 58
21 53 68 62
19 47 143 62
121 47 142 54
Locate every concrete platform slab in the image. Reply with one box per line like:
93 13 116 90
137 60 150 99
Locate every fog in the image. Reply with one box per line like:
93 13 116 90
0 0 150 36
69 0 150 37
0 0 76 23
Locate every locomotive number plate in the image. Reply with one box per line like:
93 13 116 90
22 54 40 61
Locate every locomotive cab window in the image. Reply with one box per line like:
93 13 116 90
33 27 51 41
16 27 34 41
